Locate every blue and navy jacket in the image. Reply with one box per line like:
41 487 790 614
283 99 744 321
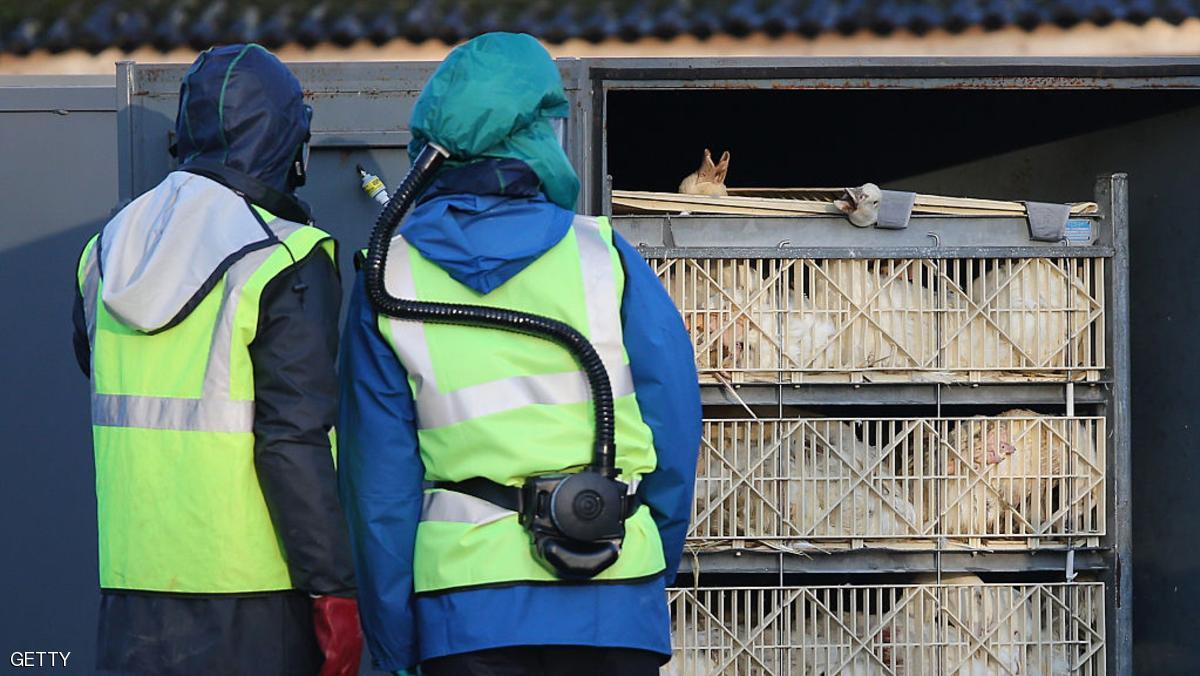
337 160 702 671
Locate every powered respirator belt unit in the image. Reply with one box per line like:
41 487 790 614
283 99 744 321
362 145 634 581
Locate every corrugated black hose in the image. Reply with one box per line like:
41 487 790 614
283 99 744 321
362 145 618 478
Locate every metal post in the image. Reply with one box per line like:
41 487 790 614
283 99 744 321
1099 172 1132 676
115 61 136 206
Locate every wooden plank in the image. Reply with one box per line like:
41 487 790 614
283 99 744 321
614 188 1098 217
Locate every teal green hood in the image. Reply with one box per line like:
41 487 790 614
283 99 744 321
408 33 579 210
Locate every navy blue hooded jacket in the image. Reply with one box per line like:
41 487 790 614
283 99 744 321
337 160 702 671
74 44 353 674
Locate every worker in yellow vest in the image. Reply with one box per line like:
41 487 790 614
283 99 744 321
338 33 702 675
72 44 362 676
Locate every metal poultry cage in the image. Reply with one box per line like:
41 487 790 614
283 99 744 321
691 415 1105 550
591 62 1132 675
619 176 1126 673
663 583 1106 676
652 255 1106 384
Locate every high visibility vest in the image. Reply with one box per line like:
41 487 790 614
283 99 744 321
77 202 335 594
377 215 666 594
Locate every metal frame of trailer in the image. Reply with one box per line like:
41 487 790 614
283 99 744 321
615 173 1129 676
111 57 1159 675
584 60 1142 676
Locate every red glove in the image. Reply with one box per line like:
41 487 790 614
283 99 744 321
313 595 364 676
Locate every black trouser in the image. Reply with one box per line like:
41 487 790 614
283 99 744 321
422 645 663 676
95 591 321 676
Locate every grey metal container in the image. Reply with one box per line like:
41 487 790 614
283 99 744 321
107 58 1197 676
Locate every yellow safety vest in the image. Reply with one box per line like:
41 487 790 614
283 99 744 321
376 215 666 594
78 201 335 594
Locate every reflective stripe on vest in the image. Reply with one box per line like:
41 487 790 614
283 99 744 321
382 216 635 430
83 216 303 433
79 200 333 594
421 490 513 526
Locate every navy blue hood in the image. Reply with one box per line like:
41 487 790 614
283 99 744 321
174 44 310 198
401 159 574 294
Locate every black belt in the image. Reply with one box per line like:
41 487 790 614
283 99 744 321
434 477 641 518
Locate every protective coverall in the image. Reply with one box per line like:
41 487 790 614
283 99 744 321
338 33 702 675
72 44 361 676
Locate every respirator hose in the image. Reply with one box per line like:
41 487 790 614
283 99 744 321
363 145 618 478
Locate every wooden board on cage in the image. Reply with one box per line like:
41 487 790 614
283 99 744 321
651 256 1106 383
664 583 1106 676
613 188 1100 217
688 415 1104 551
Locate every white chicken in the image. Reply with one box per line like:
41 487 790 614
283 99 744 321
943 410 1099 538
678 149 730 197
693 424 745 540
780 286 840 372
944 258 1095 372
791 613 876 676
808 260 940 372
905 574 1032 676
661 614 726 676
1024 584 1096 676
834 183 883 228
1024 614 1075 676
663 606 783 675
695 423 788 541
788 421 920 540
679 262 781 379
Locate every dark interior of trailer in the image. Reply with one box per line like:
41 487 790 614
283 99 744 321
606 89 1200 198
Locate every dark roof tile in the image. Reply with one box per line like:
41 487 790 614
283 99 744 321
152 6 188 51
7 18 42 55
543 5 582 44
5 0 1198 55
256 7 293 48
687 5 722 39
187 4 227 51
1159 0 1197 24
651 1 689 39
225 7 262 45
1123 0 1159 23
365 10 399 45
295 5 328 48
114 8 152 51
944 0 986 33
580 3 621 43
329 11 365 46
43 14 77 54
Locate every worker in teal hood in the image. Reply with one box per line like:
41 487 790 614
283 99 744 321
338 33 702 676
406 31 580 211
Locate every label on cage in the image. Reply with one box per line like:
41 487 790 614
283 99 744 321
1065 219 1092 244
